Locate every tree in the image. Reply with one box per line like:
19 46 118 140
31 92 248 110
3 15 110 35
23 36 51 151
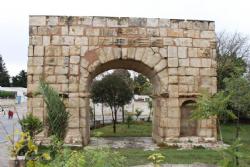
224 77 250 139
91 74 133 133
12 70 27 87
216 32 249 90
91 80 106 126
0 54 10 87
113 69 134 123
134 74 152 95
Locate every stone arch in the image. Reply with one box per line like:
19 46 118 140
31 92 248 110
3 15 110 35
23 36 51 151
76 46 169 144
180 100 197 136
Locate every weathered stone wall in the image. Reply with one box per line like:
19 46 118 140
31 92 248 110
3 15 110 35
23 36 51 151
28 16 217 146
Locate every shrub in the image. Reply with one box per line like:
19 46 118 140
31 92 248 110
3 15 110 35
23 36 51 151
0 90 16 98
38 81 70 140
19 113 43 138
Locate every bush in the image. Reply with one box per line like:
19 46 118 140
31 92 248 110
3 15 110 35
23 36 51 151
19 113 43 138
0 90 16 98
39 81 70 140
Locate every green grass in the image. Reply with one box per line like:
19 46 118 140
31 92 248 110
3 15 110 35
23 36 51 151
92 123 250 166
91 121 152 137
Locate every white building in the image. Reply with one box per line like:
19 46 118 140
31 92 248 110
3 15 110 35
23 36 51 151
0 86 27 103
91 95 152 123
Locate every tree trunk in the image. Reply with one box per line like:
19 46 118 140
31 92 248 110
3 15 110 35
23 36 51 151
93 104 96 129
217 118 223 141
113 109 117 133
147 108 151 122
235 110 240 166
122 106 125 123
101 103 104 126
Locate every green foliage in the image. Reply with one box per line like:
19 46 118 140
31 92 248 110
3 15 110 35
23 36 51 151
134 74 152 95
224 77 250 118
218 139 249 167
19 113 43 138
48 135 64 158
0 54 10 87
191 91 235 121
126 113 133 128
135 109 143 120
91 74 133 133
12 70 27 87
39 81 70 140
84 147 126 167
148 153 165 166
0 90 16 98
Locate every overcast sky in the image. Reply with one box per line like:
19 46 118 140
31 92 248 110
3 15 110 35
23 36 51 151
0 0 249 76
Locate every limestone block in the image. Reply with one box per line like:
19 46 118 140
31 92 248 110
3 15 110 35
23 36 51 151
178 47 187 58
167 118 180 128
88 37 99 46
190 58 201 67
128 18 146 27
69 46 81 56
134 48 145 61
193 39 210 48
99 37 113 46
37 26 61 35
170 20 179 29
159 19 170 27
64 128 82 145
167 29 183 37
147 18 159 27
45 46 61 56
168 58 178 67
75 37 88 45
32 98 44 108
168 76 178 84
154 59 167 73
80 46 88 57
52 36 74 45
48 16 58 25
85 28 100 36
30 26 37 35
185 67 199 76
168 85 179 97
57 75 68 83
175 38 192 47
200 76 212 86
29 16 46 26
69 26 84 35
179 20 193 29
178 67 186 75
106 17 119 27
166 128 179 137
28 46 33 57
70 64 79 75
183 30 200 38
69 83 79 92
80 16 93 26
34 46 44 56
30 36 43 45
32 108 44 119
61 26 68 35
168 98 179 107
200 31 216 39
188 48 198 57
43 36 50 46
168 68 178 75
147 28 160 37
201 58 212 67
179 76 194 85
179 85 188 93
168 46 177 58
33 57 44 66
45 75 56 83
209 22 215 30
163 38 175 46
96 48 107 63
93 17 106 27
88 60 100 73
159 28 168 36
179 58 189 67
193 21 209 30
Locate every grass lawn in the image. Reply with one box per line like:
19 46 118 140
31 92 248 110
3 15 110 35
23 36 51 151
92 122 250 166
91 121 152 137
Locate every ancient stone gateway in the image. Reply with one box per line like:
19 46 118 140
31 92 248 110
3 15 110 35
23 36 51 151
28 16 217 146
